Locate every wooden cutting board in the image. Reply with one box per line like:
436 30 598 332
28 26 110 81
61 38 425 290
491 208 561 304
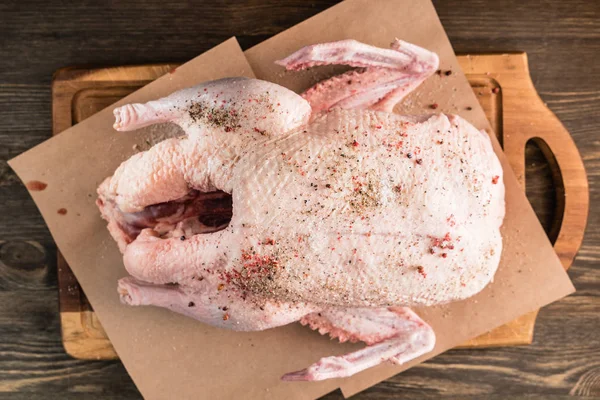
52 53 588 359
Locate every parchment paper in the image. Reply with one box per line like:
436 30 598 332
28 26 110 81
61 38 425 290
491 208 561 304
9 1 574 399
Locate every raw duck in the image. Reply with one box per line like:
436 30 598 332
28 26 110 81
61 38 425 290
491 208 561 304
97 39 505 381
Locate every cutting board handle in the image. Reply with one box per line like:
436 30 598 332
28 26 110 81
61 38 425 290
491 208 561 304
502 62 589 270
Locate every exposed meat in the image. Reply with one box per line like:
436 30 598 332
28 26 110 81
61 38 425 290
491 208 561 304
97 39 504 381
97 189 232 251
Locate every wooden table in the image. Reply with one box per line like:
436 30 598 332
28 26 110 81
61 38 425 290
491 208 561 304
0 1 598 398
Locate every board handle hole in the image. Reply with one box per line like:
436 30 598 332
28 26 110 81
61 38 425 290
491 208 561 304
525 137 564 245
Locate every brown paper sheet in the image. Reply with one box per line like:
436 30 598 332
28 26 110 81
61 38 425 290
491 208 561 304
9 1 574 399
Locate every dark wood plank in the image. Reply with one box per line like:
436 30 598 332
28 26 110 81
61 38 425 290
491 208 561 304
0 0 598 398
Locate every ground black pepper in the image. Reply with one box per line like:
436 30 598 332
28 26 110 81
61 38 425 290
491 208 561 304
188 101 240 132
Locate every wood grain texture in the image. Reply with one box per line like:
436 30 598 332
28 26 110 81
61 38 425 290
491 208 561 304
0 0 598 398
